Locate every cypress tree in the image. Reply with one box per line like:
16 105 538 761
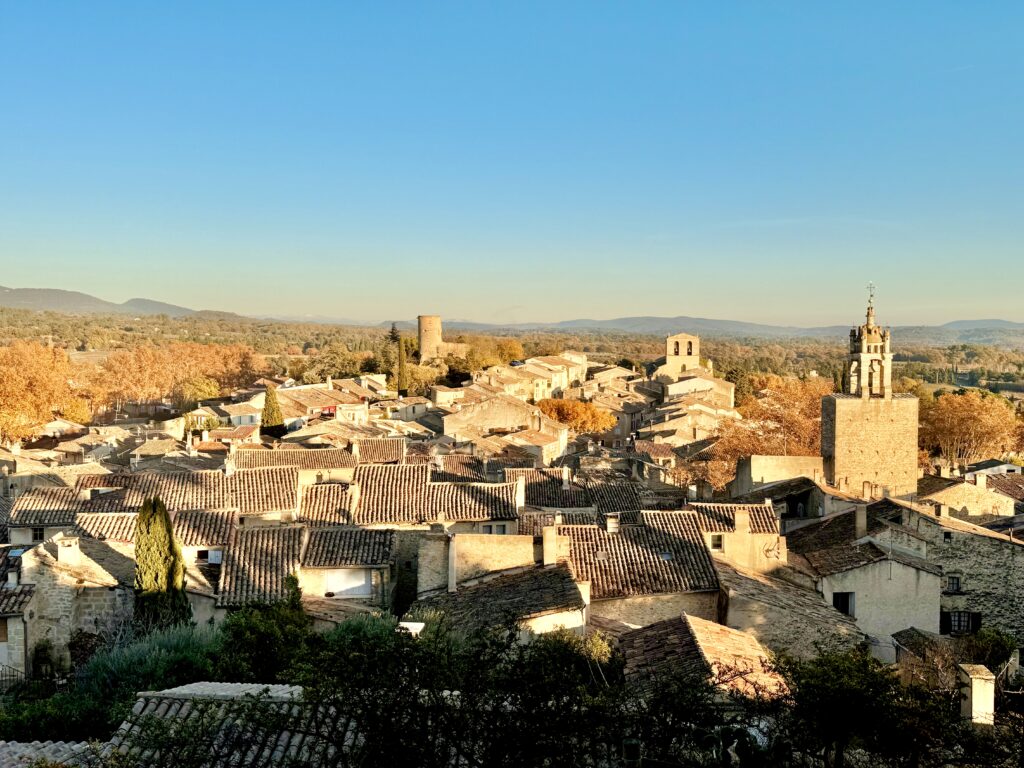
134 496 191 630
388 322 401 345
396 336 409 395
261 385 284 428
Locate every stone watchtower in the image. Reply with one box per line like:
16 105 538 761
418 315 444 362
821 291 919 500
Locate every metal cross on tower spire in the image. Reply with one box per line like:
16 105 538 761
866 281 876 307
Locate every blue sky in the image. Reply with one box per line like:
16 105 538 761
1 3 1022 325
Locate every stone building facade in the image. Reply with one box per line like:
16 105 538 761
892 504 1024 640
19 534 135 673
821 299 919 499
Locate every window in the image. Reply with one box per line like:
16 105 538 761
208 549 223 565
943 532 953 543
31 527 44 543
481 524 506 535
197 550 209 563
950 611 971 634
0 618 7 643
710 534 724 551
946 575 961 593
832 592 855 617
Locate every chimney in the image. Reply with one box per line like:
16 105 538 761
939 465 951 479
975 473 987 491
6 568 18 588
78 488 91 503
733 506 750 535
855 504 868 540
447 534 458 593
201 430 209 443
862 481 873 500
10 443 20 457
56 536 81 568
434 454 445 472
224 456 236 477
936 504 949 518
542 526 559 566
605 512 620 535
561 467 571 491
351 441 360 462
326 376 333 389
514 476 526 510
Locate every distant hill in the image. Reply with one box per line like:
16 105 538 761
2 284 1022 346
0 285 196 318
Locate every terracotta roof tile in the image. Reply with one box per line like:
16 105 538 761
172 509 237 547
413 563 584 629
217 526 303 607
74 512 138 542
302 528 394 569
297 483 356 526
559 511 718 599
620 613 784 696
354 438 406 464
0 585 34 616
688 502 778 535
504 468 592 508
234 448 356 471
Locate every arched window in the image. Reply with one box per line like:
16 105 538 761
673 342 680 355
687 342 693 355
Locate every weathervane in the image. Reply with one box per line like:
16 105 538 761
866 281 876 307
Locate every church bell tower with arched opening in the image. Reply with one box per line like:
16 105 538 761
845 285 894 399
822 286 919 500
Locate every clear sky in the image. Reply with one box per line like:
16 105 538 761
2 3 1022 326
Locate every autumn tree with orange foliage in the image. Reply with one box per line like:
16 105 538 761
538 399 617 434
0 341 87 444
691 374 834 490
102 343 265 409
921 390 1019 466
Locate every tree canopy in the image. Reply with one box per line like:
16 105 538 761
537 399 617 433
134 497 191 631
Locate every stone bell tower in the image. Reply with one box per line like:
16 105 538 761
822 287 919 500
845 286 894 399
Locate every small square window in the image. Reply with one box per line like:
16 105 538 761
946 575 961 593
31 527 44 543
710 534 724 551
207 549 223 565
943 532 953 543
197 550 210 563
481 524 493 535
832 592 855 617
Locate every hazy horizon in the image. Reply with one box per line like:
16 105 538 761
3 4 1023 325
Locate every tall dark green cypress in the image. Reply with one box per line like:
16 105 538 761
134 497 191 630
396 336 409 395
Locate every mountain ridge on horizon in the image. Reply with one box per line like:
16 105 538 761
2 284 1024 343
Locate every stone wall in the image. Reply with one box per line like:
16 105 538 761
731 455 826 497
588 591 718 627
417 532 537 596
822 394 918 499
926 483 1015 520
3 617 27 673
900 508 1024 639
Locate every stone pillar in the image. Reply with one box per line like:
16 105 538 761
959 664 995 726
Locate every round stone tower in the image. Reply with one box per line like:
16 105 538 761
418 315 443 361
